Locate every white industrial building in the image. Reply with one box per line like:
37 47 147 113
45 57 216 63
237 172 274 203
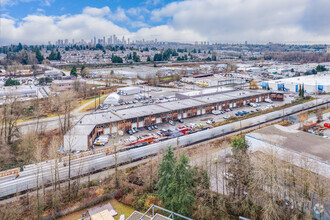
117 87 142 95
261 73 330 94
103 92 121 105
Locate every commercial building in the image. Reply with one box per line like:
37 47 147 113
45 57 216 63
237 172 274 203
117 87 142 95
64 90 277 151
246 125 330 178
0 85 37 98
44 69 64 79
51 79 86 92
261 73 330 94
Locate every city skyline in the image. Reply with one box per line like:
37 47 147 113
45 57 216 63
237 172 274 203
1 0 330 45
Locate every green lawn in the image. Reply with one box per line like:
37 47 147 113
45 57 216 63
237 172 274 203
110 199 135 220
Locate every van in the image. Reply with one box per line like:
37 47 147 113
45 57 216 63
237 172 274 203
95 135 109 144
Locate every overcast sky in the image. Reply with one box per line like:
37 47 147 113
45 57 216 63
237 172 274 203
1 0 330 45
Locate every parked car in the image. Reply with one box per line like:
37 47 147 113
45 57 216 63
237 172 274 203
126 130 133 135
169 120 175 126
132 127 139 133
206 120 214 124
223 115 230 119
235 112 242 116
264 98 273 103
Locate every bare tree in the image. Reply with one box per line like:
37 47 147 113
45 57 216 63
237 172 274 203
50 91 77 136
0 95 24 145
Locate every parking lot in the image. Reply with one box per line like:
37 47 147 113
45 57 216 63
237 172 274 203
99 86 190 111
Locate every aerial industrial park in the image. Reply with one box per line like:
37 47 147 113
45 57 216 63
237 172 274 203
1 0 330 219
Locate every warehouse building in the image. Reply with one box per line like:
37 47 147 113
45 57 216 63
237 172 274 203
261 73 330 94
64 90 277 151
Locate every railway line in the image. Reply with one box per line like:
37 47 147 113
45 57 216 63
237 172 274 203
0 96 329 200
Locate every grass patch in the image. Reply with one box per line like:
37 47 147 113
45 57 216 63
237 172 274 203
111 199 135 220
79 95 108 113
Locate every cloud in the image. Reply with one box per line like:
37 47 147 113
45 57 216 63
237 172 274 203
150 0 330 43
110 7 129 22
83 6 110 17
1 1 330 45
133 25 205 42
0 10 130 45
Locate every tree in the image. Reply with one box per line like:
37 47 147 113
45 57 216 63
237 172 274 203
34 47 44 63
70 66 77 77
226 136 251 200
81 67 89 77
111 56 123 63
47 50 57 60
0 95 24 144
133 52 140 62
4 78 20 86
81 65 86 72
249 80 259 90
166 154 195 216
147 56 151 62
156 147 176 202
156 147 195 217
316 65 327 72
153 53 163 61
38 77 52 85
17 42 23 52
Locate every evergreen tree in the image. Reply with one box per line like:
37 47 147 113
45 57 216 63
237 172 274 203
48 50 57 60
34 47 44 63
156 147 176 202
147 56 151 62
56 51 61 60
81 65 86 72
302 84 305 97
166 154 195 217
70 66 77 77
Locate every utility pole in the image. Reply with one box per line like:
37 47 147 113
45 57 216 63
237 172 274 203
94 79 96 112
